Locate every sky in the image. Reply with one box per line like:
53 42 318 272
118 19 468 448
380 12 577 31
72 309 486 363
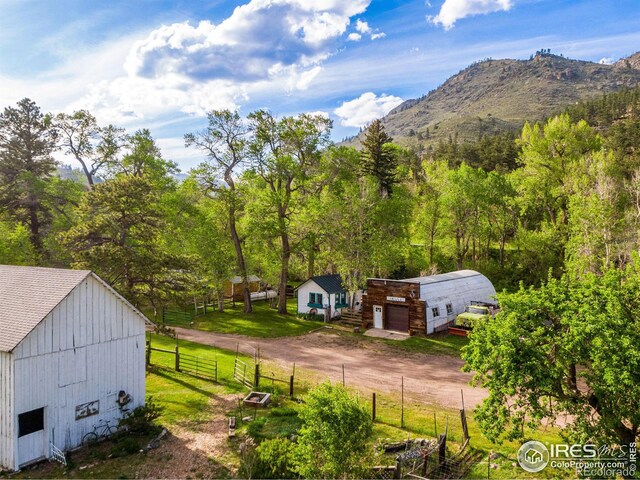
1 0 640 170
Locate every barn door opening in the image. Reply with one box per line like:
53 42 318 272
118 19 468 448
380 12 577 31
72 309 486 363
17 407 46 467
385 304 409 332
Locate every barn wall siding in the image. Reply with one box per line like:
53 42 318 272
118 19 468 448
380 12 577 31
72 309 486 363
362 280 425 333
11 275 145 466
0 352 14 470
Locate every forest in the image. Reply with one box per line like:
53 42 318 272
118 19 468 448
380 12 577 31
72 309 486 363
1 87 640 318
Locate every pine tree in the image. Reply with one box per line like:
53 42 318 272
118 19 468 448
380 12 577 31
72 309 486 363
0 98 58 254
360 119 397 198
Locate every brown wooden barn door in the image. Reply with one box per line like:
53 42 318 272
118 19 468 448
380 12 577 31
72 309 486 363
385 304 409 332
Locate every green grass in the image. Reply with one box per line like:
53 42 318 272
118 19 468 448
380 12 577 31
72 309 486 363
155 298 324 338
10 334 572 479
145 333 250 425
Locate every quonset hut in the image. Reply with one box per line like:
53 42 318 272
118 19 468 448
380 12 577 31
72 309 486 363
361 270 496 335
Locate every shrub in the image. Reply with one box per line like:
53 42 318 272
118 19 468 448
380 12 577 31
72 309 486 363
118 397 163 436
246 417 267 441
293 383 373 479
296 313 324 322
254 438 297 479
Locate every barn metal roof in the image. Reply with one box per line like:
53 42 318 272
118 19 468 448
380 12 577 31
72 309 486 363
301 274 346 294
402 270 483 285
0 265 151 353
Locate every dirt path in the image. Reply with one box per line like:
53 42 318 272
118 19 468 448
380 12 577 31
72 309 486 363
173 327 487 409
141 394 238 479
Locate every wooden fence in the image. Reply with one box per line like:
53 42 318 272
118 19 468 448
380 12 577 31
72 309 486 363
146 339 217 382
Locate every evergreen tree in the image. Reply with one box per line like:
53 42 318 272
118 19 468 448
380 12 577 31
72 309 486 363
0 98 58 254
360 119 397 198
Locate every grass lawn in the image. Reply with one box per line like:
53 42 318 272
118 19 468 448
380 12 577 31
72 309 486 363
9 333 570 479
156 298 324 338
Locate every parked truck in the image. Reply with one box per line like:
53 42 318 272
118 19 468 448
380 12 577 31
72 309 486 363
453 301 498 331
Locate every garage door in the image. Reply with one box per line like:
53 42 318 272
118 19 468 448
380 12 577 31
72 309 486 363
385 304 409 332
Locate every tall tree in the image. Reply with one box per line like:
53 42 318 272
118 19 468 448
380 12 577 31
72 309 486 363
248 111 331 314
517 114 601 226
62 175 186 312
360 119 397 198
463 267 640 447
441 164 488 269
185 110 254 313
0 98 58 254
54 110 126 186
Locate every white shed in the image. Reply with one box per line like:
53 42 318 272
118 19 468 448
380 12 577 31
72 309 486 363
0 265 150 471
296 274 349 319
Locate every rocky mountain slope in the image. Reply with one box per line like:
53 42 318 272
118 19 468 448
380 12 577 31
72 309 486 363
350 51 640 148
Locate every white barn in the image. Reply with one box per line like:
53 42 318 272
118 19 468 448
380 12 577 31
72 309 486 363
0 265 149 471
362 270 497 334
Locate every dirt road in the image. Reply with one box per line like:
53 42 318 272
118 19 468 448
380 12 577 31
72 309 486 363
173 327 487 409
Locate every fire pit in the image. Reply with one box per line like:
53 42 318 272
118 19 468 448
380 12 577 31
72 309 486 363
243 391 271 407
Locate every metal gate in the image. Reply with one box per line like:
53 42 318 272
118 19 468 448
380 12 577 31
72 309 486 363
179 352 217 381
234 358 254 388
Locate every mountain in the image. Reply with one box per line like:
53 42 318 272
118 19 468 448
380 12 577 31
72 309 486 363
349 51 640 149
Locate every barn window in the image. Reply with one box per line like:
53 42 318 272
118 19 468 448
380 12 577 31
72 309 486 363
18 407 44 437
432 307 440 318
446 304 453 315
308 292 323 307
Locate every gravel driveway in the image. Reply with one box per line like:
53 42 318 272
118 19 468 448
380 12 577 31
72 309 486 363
172 326 487 409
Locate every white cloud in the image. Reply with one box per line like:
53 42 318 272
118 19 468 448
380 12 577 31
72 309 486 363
355 19 372 34
73 0 371 121
353 17 385 40
334 92 403 128
305 110 330 118
428 0 513 30
598 56 615 65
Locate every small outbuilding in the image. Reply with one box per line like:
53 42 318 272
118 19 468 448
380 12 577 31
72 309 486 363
0 265 150 471
362 270 496 335
296 274 349 319
224 275 262 301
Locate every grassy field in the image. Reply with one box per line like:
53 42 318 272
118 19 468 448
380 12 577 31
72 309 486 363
9 333 570 479
156 298 324 338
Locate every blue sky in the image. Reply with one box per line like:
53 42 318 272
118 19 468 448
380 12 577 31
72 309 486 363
1 0 639 170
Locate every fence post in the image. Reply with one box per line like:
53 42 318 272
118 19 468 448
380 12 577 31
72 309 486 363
401 376 404 429
175 344 180 372
289 375 294 397
438 433 446 466
460 408 469 441
146 340 151 366
372 392 376 422
394 458 401 479
254 363 260 388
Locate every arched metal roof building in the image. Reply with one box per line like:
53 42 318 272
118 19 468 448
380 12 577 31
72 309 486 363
362 270 497 335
